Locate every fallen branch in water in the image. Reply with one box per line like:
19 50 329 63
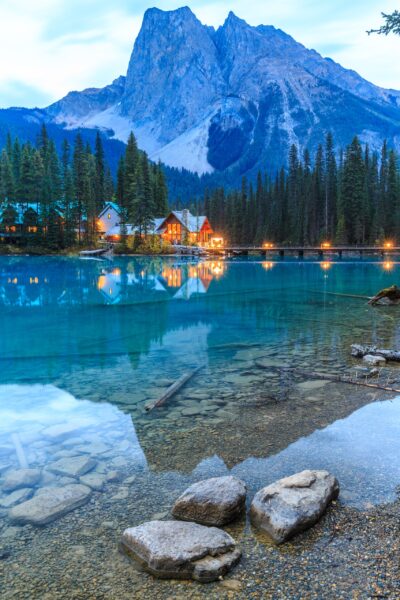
145 364 205 411
351 344 400 362
11 433 29 468
317 291 371 300
293 368 400 394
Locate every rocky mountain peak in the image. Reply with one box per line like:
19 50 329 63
142 5 198 27
39 7 400 177
120 5 225 144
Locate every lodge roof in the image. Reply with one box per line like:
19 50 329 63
98 202 121 218
107 218 165 237
155 210 208 234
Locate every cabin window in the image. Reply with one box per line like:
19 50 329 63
107 213 111 219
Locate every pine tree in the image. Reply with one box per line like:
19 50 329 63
339 137 366 244
0 149 15 204
94 132 105 212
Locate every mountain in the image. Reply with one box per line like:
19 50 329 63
3 7 400 179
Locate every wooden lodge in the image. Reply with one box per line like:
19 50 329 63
99 205 214 247
0 203 62 243
156 210 213 246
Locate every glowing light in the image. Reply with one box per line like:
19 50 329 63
208 261 225 277
262 262 275 271
321 242 331 249
112 268 121 276
320 262 332 271
162 268 182 287
209 236 224 249
97 275 106 290
384 241 394 249
383 261 394 271
263 242 274 249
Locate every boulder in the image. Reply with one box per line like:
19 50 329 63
249 470 339 544
0 488 34 508
172 476 246 526
48 456 96 478
120 520 241 582
9 484 92 526
2 469 41 492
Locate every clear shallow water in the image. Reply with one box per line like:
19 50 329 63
1 256 400 596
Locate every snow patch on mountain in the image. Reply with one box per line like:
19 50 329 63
150 115 214 174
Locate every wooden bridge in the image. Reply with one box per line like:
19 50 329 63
205 246 400 258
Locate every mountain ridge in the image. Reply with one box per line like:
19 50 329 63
3 7 400 177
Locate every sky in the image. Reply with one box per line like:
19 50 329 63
0 0 399 109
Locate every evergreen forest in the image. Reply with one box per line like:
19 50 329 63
0 126 399 248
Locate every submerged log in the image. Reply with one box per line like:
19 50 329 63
351 344 400 362
145 364 205 412
294 369 400 394
368 285 400 306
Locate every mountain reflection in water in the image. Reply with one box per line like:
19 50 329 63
1 384 400 509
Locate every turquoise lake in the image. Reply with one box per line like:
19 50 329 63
1 255 400 597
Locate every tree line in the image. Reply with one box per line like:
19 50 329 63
200 134 400 245
1 127 399 248
0 126 168 248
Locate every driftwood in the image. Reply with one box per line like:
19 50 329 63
11 433 29 468
322 291 370 300
145 364 205 412
293 369 400 394
351 344 400 362
368 285 400 305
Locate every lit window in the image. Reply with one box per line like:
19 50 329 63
107 213 111 220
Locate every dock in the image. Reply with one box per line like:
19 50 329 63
204 246 400 258
79 245 113 257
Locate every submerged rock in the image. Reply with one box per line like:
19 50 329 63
42 421 94 441
249 470 339 543
363 354 386 366
48 456 96 478
9 484 92 526
172 476 246 526
0 487 34 508
120 520 241 582
79 473 106 491
2 469 41 492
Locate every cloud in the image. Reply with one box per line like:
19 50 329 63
0 0 399 108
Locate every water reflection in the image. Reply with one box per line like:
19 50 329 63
2 383 400 515
232 395 400 507
97 260 227 303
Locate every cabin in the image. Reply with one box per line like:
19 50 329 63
100 206 214 247
154 210 213 246
97 202 122 237
0 203 65 244
0 203 41 242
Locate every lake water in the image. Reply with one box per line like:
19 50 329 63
1 255 400 597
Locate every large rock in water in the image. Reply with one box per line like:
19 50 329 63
120 520 241 582
0 487 34 508
249 470 339 544
48 456 96 478
172 476 246 526
2 469 41 492
9 484 92 526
